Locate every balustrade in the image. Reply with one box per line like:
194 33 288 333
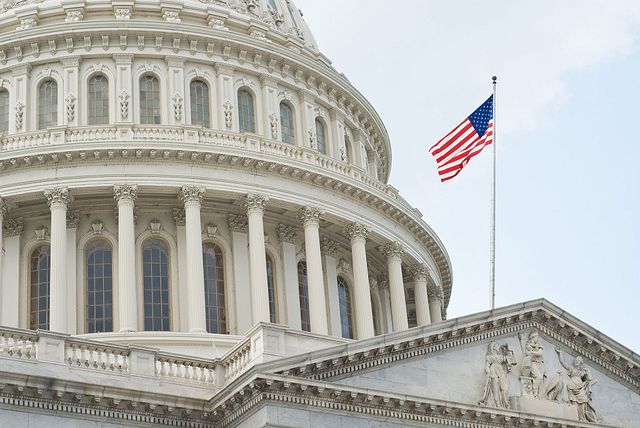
0 329 38 360
65 340 129 373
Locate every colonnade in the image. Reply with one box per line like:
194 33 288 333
0 189 445 338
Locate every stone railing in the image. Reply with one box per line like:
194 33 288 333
155 352 220 385
66 338 130 373
222 338 253 382
0 327 38 361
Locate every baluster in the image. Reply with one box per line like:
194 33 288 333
121 352 129 372
0 334 5 355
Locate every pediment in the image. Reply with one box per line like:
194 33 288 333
261 300 640 427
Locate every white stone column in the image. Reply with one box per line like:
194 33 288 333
410 264 432 327
321 238 341 337
277 224 301 330
114 185 138 332
298 206 328 335
66 210 79 334
173 208 189 331
229 214 251 334
382 242 409 332
428 284 444 323
44 187 70 332
243 194 270 325
180 186 207 333
346 222 374 339
0 198 6 297
1 217 22 327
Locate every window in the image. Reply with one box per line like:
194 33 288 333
140 75 161 124
0 90 8 133
337 276 354 339
88 74 109 125
190 80 210 128
297 261 310 332
280 102 294 144
267 254 277 323
237 89 255 133
86 240 113 333
143 239 170 331
38 79 58 129
203 243 226 334
29 245 51 330
315 119 326 154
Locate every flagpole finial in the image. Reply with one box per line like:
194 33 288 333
492 76 497 84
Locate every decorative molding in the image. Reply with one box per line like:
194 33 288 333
3 217 23 237
114 8 131 20
172 92 183 121
345 222 369 241
408 263 429 282
297 205 323 227
90 220 104 235
65 93 76 122
269 113 278 139
0 198 8 217
119 90 130 119
149 219 162 234
336 258 352 275
228 214 248 233
223 101 233 129
14 101 25 131
34 225 49 241
66 209 80 229
381 241 404 260
320 237 338 257
172 208 186 227
44 187 70 208
205 223 218 239
276 224 296 244
113 184 138 203
243 193 269 215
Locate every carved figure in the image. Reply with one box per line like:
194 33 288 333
542 371 564 401
479 342 517 409
555 349 599 423
519 332 546 397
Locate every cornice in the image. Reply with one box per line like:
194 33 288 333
0 137 452 308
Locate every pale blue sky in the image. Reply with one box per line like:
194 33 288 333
296 0 640 352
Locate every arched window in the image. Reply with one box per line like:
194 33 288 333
343 134 352 163
337 276 354 339
297 261 310 332
315 119 326 154
266 254 277 323
29 245 51 330
280 102 295 144
38 79 58 129
203 243 226 334
139 75 161 124
142 239 170 331
190 80 210 128
0 89 9 133
88 74 109 125
237 89 255 133
86 240 113 333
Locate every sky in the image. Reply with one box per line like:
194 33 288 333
295 0 640 352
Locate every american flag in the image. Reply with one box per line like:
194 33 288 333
430 95 494 182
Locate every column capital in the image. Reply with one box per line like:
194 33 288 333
228 213 249 233
114 184 138 203
409 263 430 282
381 241 405 261
243 193 269 215
3 217 24 237
345 222 369 242
180 186 205 206
298 205 324 227
66 210 80 229
276 224 296 244
371 273 389 291
321 237 338 257
44 187 70 208
427 284 444 301
0 197 8 216
172 208 186 226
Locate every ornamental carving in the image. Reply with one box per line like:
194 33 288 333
115 8 131 20
172 93 183 121
34 226 49 241
149 220 162 234
179 186 205 205
162 10 181 23
17 17 37 31
44 187 70 208
478 342 517 409
345 222 369 241
269 113 278 139
114 184 138 203
15 101 24 131
65 10 84 22
119 90 130 119
205 224 218 239
517 332 546 398
427 284 444 301
228 214 248 233
243 194 269 214
172 208 185 226
408 263 429 282
90 220 104 235
0 0 45 13
321 237 338 257
308 129 317 149
336 258 352 275
3 217 23 237
65 93 76 122
298 206 323 226
66 210 80 229
223 101 233 129
555 349 599 423
381 241 404 260
0 198 8 217
276 224 296 244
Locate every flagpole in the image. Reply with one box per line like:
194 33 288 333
490 76 497 310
